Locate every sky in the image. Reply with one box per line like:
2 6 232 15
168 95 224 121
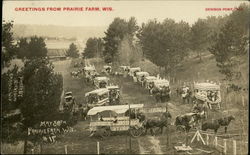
2 1 248 27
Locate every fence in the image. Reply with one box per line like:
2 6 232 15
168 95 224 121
190 130 248 155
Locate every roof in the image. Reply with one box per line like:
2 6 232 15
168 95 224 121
194 82 220 90
94 77 109 81
85 88 109 96
87 104 144 116
145 76 157 80
136 72 149 76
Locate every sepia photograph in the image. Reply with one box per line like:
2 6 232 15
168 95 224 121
1 0 249 154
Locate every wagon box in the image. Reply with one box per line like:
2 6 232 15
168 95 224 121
88 104 145 137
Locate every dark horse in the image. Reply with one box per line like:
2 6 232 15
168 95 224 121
202 115 235 133
143 111 172 135
175 112 204 132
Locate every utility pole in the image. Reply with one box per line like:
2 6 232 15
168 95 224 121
129 103 132 153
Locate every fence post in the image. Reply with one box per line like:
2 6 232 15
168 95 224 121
206 134 209 145
97 141 100 155
214 136 218 147
242 95 244 107
64 145 68 154
223 139 227 155
233 140 237 155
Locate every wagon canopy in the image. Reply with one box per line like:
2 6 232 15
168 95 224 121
136 71 149 76
145 76 157 81
194 82 220 91
154 79 170 87
106 85 119 90
94 76 109 81
84 66 95 71
103 65 111 69
87 104 144 116
85 88 109 97
129 67 141 72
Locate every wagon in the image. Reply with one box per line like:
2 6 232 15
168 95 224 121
85 88 110 108
102 65 112 74
144 76 157 90
93 76 110 88
106 85 120 105
193 82 221 109
87 104 145 137
135 71 150 86
84 66 98 82
129 67 141 77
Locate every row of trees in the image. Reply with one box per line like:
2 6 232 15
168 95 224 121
83 3 249 82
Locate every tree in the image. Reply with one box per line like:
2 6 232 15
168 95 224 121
190 19 210 62
66 43 79 58
209 3 249 82
83 37 103 58
16 38 29 59
138 19 190 75
209 20 248 81
26 36 48 58
103 17 139 63
2 20 17 68
20 58 63 153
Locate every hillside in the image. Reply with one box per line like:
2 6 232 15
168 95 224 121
12 24 107 40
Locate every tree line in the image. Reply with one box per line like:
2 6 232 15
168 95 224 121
84 3 249 82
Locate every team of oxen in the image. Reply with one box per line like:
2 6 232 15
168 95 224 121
70 63 235 136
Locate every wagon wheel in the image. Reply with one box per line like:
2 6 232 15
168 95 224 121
130 127 144 137
176 125 186 132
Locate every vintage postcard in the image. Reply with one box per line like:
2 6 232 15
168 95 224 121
1 0 249 154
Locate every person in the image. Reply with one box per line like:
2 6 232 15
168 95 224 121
100 115 104 121
113 116 118 123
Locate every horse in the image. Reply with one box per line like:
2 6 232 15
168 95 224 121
143 111 172 135
201 115 235 133
175 112 204 132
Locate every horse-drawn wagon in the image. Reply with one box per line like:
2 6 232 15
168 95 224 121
84 66 98 82
102 65 112 74
87 104 145 137
193 82 221 110
135 71 149 86
144 76 157 92
93 76 110 88
175 112 205 132
85 88 110 108
129 67 141 77
106 85 120 105
151 79 171 102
